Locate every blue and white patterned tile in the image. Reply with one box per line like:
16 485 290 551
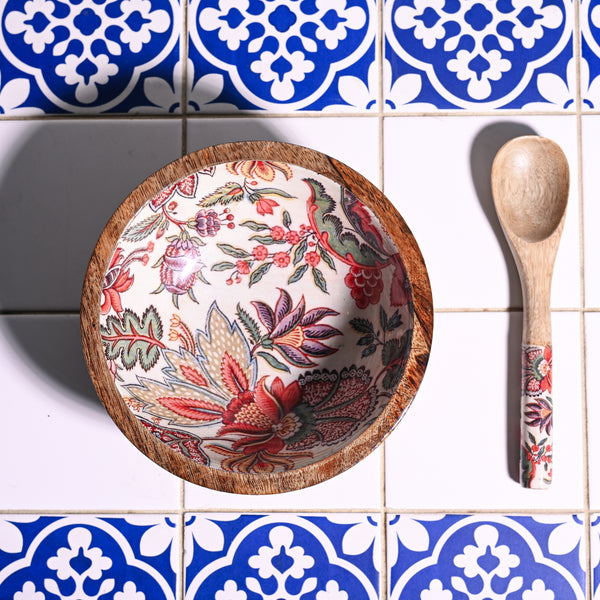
187 0 377 112
388 514 586 600
184 513 380 599
581 0 600 109
591 515 600 599
384 0 574 111
0 515 178 600
0 0 181 115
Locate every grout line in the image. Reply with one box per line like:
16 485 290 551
0 110 584 123
377 5 389 596
181 0 189 157
178 0 188 572
178 479 185 600
0 507 590 515
572 1 593 595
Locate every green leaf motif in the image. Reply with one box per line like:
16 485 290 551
257 351 290 372
387 310 403 331
201 182 244 206
211 261 236 272
350 317 374 335
240 220 270 232
312 267 328 293
288 264 308 284
218 243 251 258
249 235 287 245
122 213 163 242
249 262 273 286
237 304 262 344
358 335 375 346
382 338 401 367
283 210 292 228
305 178 386 267
318 245 336 271
380 306 388 332
362 345 377 358
254 187 295 199
101 306 165 371
382 363 404 390
293 238 308 266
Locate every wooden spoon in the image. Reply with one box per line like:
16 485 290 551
491 136 569 489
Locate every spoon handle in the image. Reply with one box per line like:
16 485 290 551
521 343 553 488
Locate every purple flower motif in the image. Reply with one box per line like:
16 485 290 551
160 236 204 295
524 395 553 436
252 289 342 368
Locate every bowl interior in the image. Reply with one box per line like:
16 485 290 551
97 158 415 475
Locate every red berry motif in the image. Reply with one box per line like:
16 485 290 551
344 266 384 309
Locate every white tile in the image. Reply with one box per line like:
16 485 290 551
184 446 382 510
385 311 584 510
582 116 600 308
0 316 181 510
586 313 600 509
384 116 580 309
0 119 182 312
186 117 380 187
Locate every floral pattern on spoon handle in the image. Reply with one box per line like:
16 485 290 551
520 344 553 489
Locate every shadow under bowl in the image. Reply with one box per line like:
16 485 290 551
81 141 433 494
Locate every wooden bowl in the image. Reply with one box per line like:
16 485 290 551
81 141 433 494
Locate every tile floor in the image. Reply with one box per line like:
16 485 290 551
0 0 597 598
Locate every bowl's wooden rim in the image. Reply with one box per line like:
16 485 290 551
81 141 433 495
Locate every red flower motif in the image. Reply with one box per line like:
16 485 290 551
236 260 251 275
304 251 320 266
255 196 279 216
252 245 269 261
273 252 291 268
285 230 300 244
270 226 285 240
220 376 303 455
102 246 150 315
252 289 341 367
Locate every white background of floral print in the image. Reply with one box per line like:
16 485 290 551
0 0 598 598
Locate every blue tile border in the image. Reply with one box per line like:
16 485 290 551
388 514 586 600
184 513 380 599
0 515 178 600
384 0 574 110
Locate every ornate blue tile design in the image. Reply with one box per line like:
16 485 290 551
184 513 380 599
581 0 600 109
591 515 600 599
0 515 178 600
384 0 574 110
0 0 180 114
187 0 377 112
388 514 586 600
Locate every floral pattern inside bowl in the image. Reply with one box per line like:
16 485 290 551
94 151 421 481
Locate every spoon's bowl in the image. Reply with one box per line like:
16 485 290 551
81 141 433 494
491 136 569 243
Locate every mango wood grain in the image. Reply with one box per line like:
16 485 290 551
491 136 569 345
81 141 433 494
